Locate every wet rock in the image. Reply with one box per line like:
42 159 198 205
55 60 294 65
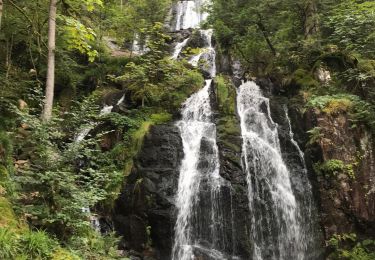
306 109 375 238
114 124 183 259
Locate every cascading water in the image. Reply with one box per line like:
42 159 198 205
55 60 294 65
172 1 235 259
237 81 305 260
174 0 209 31
171 1 321 259
173 78 234 259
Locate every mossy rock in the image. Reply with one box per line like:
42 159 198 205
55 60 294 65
0 197 18 228
318 51 358 72
215 75 237 115
0 165 9 183
217 116 241 137
291 69 320 90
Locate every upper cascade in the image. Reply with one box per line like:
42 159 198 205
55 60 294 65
172 0 209 31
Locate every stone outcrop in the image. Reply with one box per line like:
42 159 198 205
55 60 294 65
114 124 183 259
305 110 375 240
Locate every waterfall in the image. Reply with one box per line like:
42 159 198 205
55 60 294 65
172 1 237 258
173 79 233 260
172 38 189 59
284 106 307 170
174 0 209 31
237 81 304 260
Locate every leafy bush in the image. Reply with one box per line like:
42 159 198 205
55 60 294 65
328 233 375 260
68 231 123 259
307 94 375 131
315 159 355 179
20 230 58 259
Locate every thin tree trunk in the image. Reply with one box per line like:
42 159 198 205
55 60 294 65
304 0 319 39
0 0 3 29
5 34 13 80
256 13 277 56
256 21 277 56
42 0 57 121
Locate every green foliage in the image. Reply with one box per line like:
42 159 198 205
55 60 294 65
307 127 324 145
10 106 122 240
307 94 375 131
0 227 19 259
68 231 123 259
215 75 236 115
59 16 99 62
0 228 58 260
323 1 375 58
20 230 58 259
328 233 375 260
292 69 320 89
116 23 204 110
315 159 355 179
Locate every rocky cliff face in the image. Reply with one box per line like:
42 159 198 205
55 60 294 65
114 124 183 259
305 109 375 241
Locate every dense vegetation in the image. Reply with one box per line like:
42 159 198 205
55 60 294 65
0 0 374 259
0 0 202 258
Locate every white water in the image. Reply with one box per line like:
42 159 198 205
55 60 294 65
237 81 304 260
174 0 209 31
187 29 216 77
75 95 125 142
131 34 149 55
284 106 307 170
173 80 224 260
172 38 189 59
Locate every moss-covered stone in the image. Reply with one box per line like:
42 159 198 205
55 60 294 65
0 197 18 228
217 116 241 138
215 75 237 115
291 69 320 90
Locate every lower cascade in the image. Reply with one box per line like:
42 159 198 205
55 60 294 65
172 80 234 260
237 81 315 260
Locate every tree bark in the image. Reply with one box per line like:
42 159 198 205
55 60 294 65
0 0 3 29
42 0 57 121
255 13 277 56
304 0 319 39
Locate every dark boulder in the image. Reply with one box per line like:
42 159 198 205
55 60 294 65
114 124 183 259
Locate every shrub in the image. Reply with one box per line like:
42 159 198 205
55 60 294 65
307 94 375 132
328 233 375 260
315 159 355 179
0 227 19 259
20 230 58 259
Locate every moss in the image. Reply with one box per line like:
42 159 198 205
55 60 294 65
319 51 358 72
0 165 9 183
0 197 18 229
123 120 152 178
52 248 81 260
217 117 241 137
215 75 236 115
292 69 320 89
150 112 172 124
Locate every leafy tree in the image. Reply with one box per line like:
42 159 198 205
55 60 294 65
322 0 375 58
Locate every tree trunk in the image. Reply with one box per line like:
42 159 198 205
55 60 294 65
304 0 319 39
0 0 3 29
256 22 277 56
255 13 277 56
42 0 57 121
